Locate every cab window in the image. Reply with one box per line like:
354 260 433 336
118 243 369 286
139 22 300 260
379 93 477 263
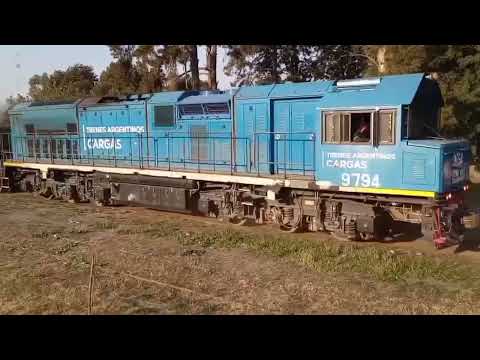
323 110 395 145
324 111 371 144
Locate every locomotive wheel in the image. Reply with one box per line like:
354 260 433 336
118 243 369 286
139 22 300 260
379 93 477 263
226 204 250 226
219 202 233 222
269 207 283 225
358 232 374 241
270 205 304 233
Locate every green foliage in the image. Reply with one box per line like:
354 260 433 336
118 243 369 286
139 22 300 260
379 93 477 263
174 227 474 285
134 45 166 93
28 64 97 101
6 93 30 107
224 45 367 86
363 45 431 75
94 45 203 94
93 61 139 96
431 46 480 140
1 94 31 128
361 45 480 150
93 46 141 96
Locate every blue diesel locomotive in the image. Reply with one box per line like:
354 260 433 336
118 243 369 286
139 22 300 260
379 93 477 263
3 73 478 248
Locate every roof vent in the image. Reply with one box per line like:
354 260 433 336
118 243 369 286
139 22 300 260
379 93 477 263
336 78 381 88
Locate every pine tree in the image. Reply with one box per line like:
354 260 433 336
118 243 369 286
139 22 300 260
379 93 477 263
363 45 431 75
224 45 367 86
206 45 218 89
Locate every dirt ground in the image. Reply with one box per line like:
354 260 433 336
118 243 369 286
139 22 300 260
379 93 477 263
1 192 480 314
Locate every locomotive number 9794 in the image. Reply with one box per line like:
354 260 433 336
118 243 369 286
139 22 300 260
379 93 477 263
341 173 380 188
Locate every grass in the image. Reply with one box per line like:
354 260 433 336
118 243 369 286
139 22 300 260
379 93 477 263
167 226 479 288
105 218 478 287
3 192 480 314
115 222 180 236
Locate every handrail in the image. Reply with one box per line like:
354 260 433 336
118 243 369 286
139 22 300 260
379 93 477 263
0 132 316 179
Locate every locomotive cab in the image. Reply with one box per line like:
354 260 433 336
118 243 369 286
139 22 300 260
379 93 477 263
314 74 477 247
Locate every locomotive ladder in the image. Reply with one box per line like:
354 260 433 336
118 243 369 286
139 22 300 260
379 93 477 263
0 149 10 193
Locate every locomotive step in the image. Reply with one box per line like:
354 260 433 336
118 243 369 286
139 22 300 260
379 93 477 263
0 176 10 191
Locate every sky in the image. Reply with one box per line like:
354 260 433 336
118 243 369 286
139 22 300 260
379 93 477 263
0 45 233 108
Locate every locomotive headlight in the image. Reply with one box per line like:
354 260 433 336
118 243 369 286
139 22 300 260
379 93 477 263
464 184 469 191
446 193 452 200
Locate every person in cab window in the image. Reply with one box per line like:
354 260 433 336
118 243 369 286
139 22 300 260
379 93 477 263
353 118 370 143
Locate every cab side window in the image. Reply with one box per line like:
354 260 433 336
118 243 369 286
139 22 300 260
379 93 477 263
378 111 395 144
323 110 395 145
351 113 371 143
324 112 341 143
323 112 371 144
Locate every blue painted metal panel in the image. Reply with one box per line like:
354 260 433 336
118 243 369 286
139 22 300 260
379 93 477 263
273 99 318 176
315 107 414 191
235 84 276 99
320 73 425 108
8 101 81 161
269 81 332 98
235 100 271 173
78 104 147 167
209 120 232 171
148 91 185 104
315 106 446 193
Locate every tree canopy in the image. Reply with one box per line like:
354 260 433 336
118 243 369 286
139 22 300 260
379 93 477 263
28 64 98 101
224 45 366 86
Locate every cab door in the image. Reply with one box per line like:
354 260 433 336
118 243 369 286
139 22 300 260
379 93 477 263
236 102 270 173
273 99 318 176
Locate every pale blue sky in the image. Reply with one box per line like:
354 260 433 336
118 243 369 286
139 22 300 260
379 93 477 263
0 45 232 108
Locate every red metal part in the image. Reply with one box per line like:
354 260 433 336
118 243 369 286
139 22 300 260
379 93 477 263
433 207 448 249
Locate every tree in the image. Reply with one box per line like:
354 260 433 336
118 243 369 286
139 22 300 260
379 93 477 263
94 62 138 96
6 93 30 107
362 45 434 76
206 45 217 89
430 46 480 142
189 45 200 89
224 45 288 86
308 45 368 80
1 94 31 128
133 45 166 93
94 46 141 96
99 45 209 92
279 45 312 82
224 45 366 86
28 64 97 101
155 45 189 91
224 45 259 86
